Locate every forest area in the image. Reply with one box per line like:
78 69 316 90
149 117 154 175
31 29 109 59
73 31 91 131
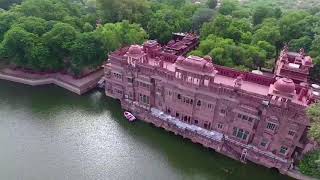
0 0 319 79
0 0 320 178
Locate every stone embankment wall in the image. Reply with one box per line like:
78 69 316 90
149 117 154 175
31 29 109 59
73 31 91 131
120 101 316 180
0 68 104 95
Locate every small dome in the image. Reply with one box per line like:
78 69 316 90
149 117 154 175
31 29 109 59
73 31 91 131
204 62 214 72
203 55 212 62
274 78 295 94
176 56 185 63
167 40 175 45
304 56 313 65
128 45 143 55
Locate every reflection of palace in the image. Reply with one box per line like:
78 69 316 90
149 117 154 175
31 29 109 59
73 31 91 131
103 33 318 174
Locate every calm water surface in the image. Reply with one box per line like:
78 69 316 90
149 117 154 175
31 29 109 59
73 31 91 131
0 80 293 180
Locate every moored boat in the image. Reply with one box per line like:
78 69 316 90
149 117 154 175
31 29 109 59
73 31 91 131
124 111 136 122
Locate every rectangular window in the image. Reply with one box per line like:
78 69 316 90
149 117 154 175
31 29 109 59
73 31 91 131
237 113 257 123
177 94 181 100
127 77 133 83
233 127 249 140
204 122 210 129
288 130 296 137
266 122 277 131
194 120 198 124
279 146 288 155
197 100 201 107
217 123 223 129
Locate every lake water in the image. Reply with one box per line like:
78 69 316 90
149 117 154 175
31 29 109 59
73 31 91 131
0 80 293 180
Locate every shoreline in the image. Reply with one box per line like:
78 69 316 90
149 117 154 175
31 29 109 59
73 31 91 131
0 68 104 95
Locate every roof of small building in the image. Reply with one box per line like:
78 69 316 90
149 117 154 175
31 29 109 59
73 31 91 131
175 55 215 73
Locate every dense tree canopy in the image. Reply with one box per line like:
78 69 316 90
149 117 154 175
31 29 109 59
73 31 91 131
0 0 320 79
299 103 320 178
189 0 320 75
0 0 150 75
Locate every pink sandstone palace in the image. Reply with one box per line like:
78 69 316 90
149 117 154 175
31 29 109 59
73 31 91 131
103 33 319 174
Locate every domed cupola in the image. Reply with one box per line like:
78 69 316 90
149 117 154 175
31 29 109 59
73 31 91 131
273 78 295 94
268 77 297 106
128 45 143 55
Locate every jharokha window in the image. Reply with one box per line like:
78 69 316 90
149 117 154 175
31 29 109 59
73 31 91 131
233 127 249 140
279 146 288 155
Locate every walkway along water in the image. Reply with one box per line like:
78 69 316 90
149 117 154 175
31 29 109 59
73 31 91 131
0 68 104 95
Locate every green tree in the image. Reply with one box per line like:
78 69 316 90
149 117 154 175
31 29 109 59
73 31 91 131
256 41 276 59
70 32 105 75
252 6 281 25
42 22 78 69
147 8 191 43
299 150 320 179
12 16 49 35
201 15 232 38
97 0 151 23
289 36 313 52
279 11 316 43
226 18 252 43
252 19 281 52
300 103 320 178
192 8 215 32
96 21 147 52
242 44 267 69
231 8 251 19
207 0 217 9
0 11 18 41
12 0 69 21
83 22 94 32
1 27 51 70
306 103 320 142
219 0 239 15
0 0 22 10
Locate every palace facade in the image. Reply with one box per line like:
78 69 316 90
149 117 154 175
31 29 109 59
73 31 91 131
103 33 319 174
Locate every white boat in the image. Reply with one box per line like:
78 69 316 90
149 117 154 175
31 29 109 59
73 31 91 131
124 111 136 122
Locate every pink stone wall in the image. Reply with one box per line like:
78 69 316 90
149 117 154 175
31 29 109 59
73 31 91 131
103 36 315 173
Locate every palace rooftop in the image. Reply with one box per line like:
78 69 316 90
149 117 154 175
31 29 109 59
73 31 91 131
107 34 318 107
